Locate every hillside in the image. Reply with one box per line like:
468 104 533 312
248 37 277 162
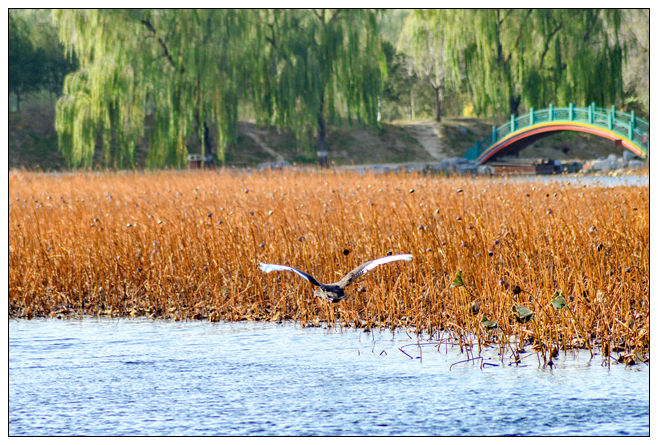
9 103 625 171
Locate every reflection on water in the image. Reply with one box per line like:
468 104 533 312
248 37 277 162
9 319 649 436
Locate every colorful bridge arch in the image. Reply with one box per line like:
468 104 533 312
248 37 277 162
465 104 649 164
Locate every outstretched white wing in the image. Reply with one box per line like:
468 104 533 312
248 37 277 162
361 254 413 274
337 254 412 288
259 263 323 287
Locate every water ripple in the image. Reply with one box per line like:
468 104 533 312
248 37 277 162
9 318 649 436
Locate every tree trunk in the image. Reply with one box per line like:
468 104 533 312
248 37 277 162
316 115 328 168
316 93 328 167
433 85 442 122
203 122 213 166
509 94 521 117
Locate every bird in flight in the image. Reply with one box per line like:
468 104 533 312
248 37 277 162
259 254 412 302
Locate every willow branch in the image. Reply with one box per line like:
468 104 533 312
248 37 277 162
140 18 184 74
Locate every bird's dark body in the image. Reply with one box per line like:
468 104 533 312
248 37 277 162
313 284 347 303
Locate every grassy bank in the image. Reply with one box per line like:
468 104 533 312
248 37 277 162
8 170 649 364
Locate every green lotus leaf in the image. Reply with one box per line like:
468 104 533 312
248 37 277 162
512 304 534 323
450 270 464 288
551 291 568 309
480 315 499 331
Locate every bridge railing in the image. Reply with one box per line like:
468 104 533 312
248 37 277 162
465 103 649 161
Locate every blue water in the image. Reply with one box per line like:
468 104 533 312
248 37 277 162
9 319 649 436
498 174 648 187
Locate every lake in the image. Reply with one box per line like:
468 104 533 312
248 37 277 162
9 318 649 436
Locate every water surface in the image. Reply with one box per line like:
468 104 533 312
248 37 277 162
9 319 649 436
495 174 648 187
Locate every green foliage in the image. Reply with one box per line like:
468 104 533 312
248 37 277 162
378 40 439 121
618 10 649 118
33 9 644 170
450 270 464 288
511 304 534 323
249 10 385 153
379 41 415 121
551 290 568 310
54 9 255 169
404 9 625 117
480 315 500 331
53 9 385 169
397 9 451 121
9 9 75 111
9 12 39 107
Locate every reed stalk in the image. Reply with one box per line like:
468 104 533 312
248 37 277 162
8 170 649 359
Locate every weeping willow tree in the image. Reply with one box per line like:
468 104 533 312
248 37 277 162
249 9 386 161
397 11 448 122
402 9 624 117
53 9 385 169
53 9 251 168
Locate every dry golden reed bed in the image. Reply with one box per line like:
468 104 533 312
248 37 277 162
9 169 649 362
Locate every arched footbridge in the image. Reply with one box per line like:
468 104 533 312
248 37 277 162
465 104 649 164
